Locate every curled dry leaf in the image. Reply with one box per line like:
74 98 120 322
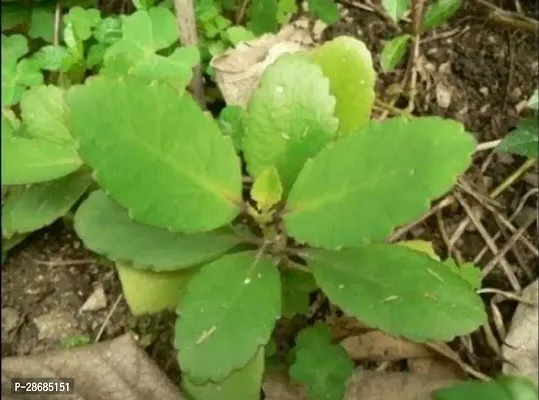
502 279 539 386
211 24 312 107
1 333 185 400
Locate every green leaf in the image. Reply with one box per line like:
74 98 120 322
20 85 74 145
217 105 245 151
307 0 339 24
310 36 376 134
2 58 44 106
281 269 317 318
289 325 354 400
309 244 487 342
277 0 297 23
94 16 123 44
64 6 102 42
2 108 20 135
226 26 256 46
496 119 539 159
243 54 338 192
251 167 283 211
1 135 82 185
422 0 462 31
397 239 440 260
121 7 177 50
433 375 538 400
32 45 78 72
248 0 279 35
444 260 482 290
75 190 241 270
2 170 91 237
284 117 475 249
117 262 199 315
382 0 410 22
182 348 265 400
132 0 155 9
2 34 28 62
175 251 280 382
67 77 242 233
1 4 32 32
380 34 411 73
29 8 55 43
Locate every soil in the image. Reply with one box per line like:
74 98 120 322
2 0 538 393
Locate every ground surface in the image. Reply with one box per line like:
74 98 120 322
2 0 538 393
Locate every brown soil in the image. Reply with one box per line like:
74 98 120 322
2 0 538 391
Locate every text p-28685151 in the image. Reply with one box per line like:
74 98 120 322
10 378 75 395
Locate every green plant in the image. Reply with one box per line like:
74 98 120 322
433 375 538 400
65 35 487 399
495 89 538 160
380 0 463 72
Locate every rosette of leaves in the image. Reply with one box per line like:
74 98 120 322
70 37 486 400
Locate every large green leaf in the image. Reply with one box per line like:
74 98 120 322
309 244 486 342
284 117 475 249
310 36 376 135
116 262 199 315
290 324 354 400
1 134 82 185
243 54 338 192
20 85 74 145
182 348 265 400
433 375 538 400
75 190 242 270
67 76 242 233
2 169 92 237
175 251 280 382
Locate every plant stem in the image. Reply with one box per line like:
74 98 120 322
473 0 539 33
172 0 206 108
490 158 537 198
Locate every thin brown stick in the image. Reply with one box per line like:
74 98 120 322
473 0 539 32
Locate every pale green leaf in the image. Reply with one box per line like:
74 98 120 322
277 0 297 23
182 348 264 400
2 108 20 135
496 119 539 159
94 16 123 44
117 262 198 315
67 77 242 233
29 8 55 43
309 244 487 341
1 135 82 185
132 0 155 9
243 54 338 192
307 0 339 24
121 7 177 50
380 34 411 72
218 105 245 151
285 117 475 249
63 22 85 61
248 0 279 34
433 375 538 400
64 6 101 41
74 190 242 270
2 170 91 237
289 325 354 400
527 89 538 110
2 34 28 62
310 36 376 134
32 45 78 72
281 269 317 318
422 0 462 31
382 0 410 22
251 166 283 211
444 260 482 290
175 251 280 382
20 85 74 145
226 26 256 46
397 239 440 260
2 58 43 106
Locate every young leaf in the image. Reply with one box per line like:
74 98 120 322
132 0 155 9
20 85 74 145
29 8 55 43
444 260 482 290
382 0 410 22
1 134 82 185
380 34 411 73
495 119 539 159
248 0 279 35
116 262 199 315
307 0 339 24
289 325 354 400
64 6 101 42
277 0 297 23
75 190 241 270
2 170 92 237
309 244 487 342
217 105 245 151
67 77 242 233
2 34 28 62
94 16 123 44
243 54 338 192
226 26 256 46
422 0 462 31
182 348 265 400
310 36 376 134
433 375 538 400
281 269 317 318
175 251 280 382
251 167 283 211
397 239 440 260
284 117 475 249
32 45 78 72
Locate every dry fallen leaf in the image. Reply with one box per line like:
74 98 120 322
502 279 539 386
1 333 184 400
